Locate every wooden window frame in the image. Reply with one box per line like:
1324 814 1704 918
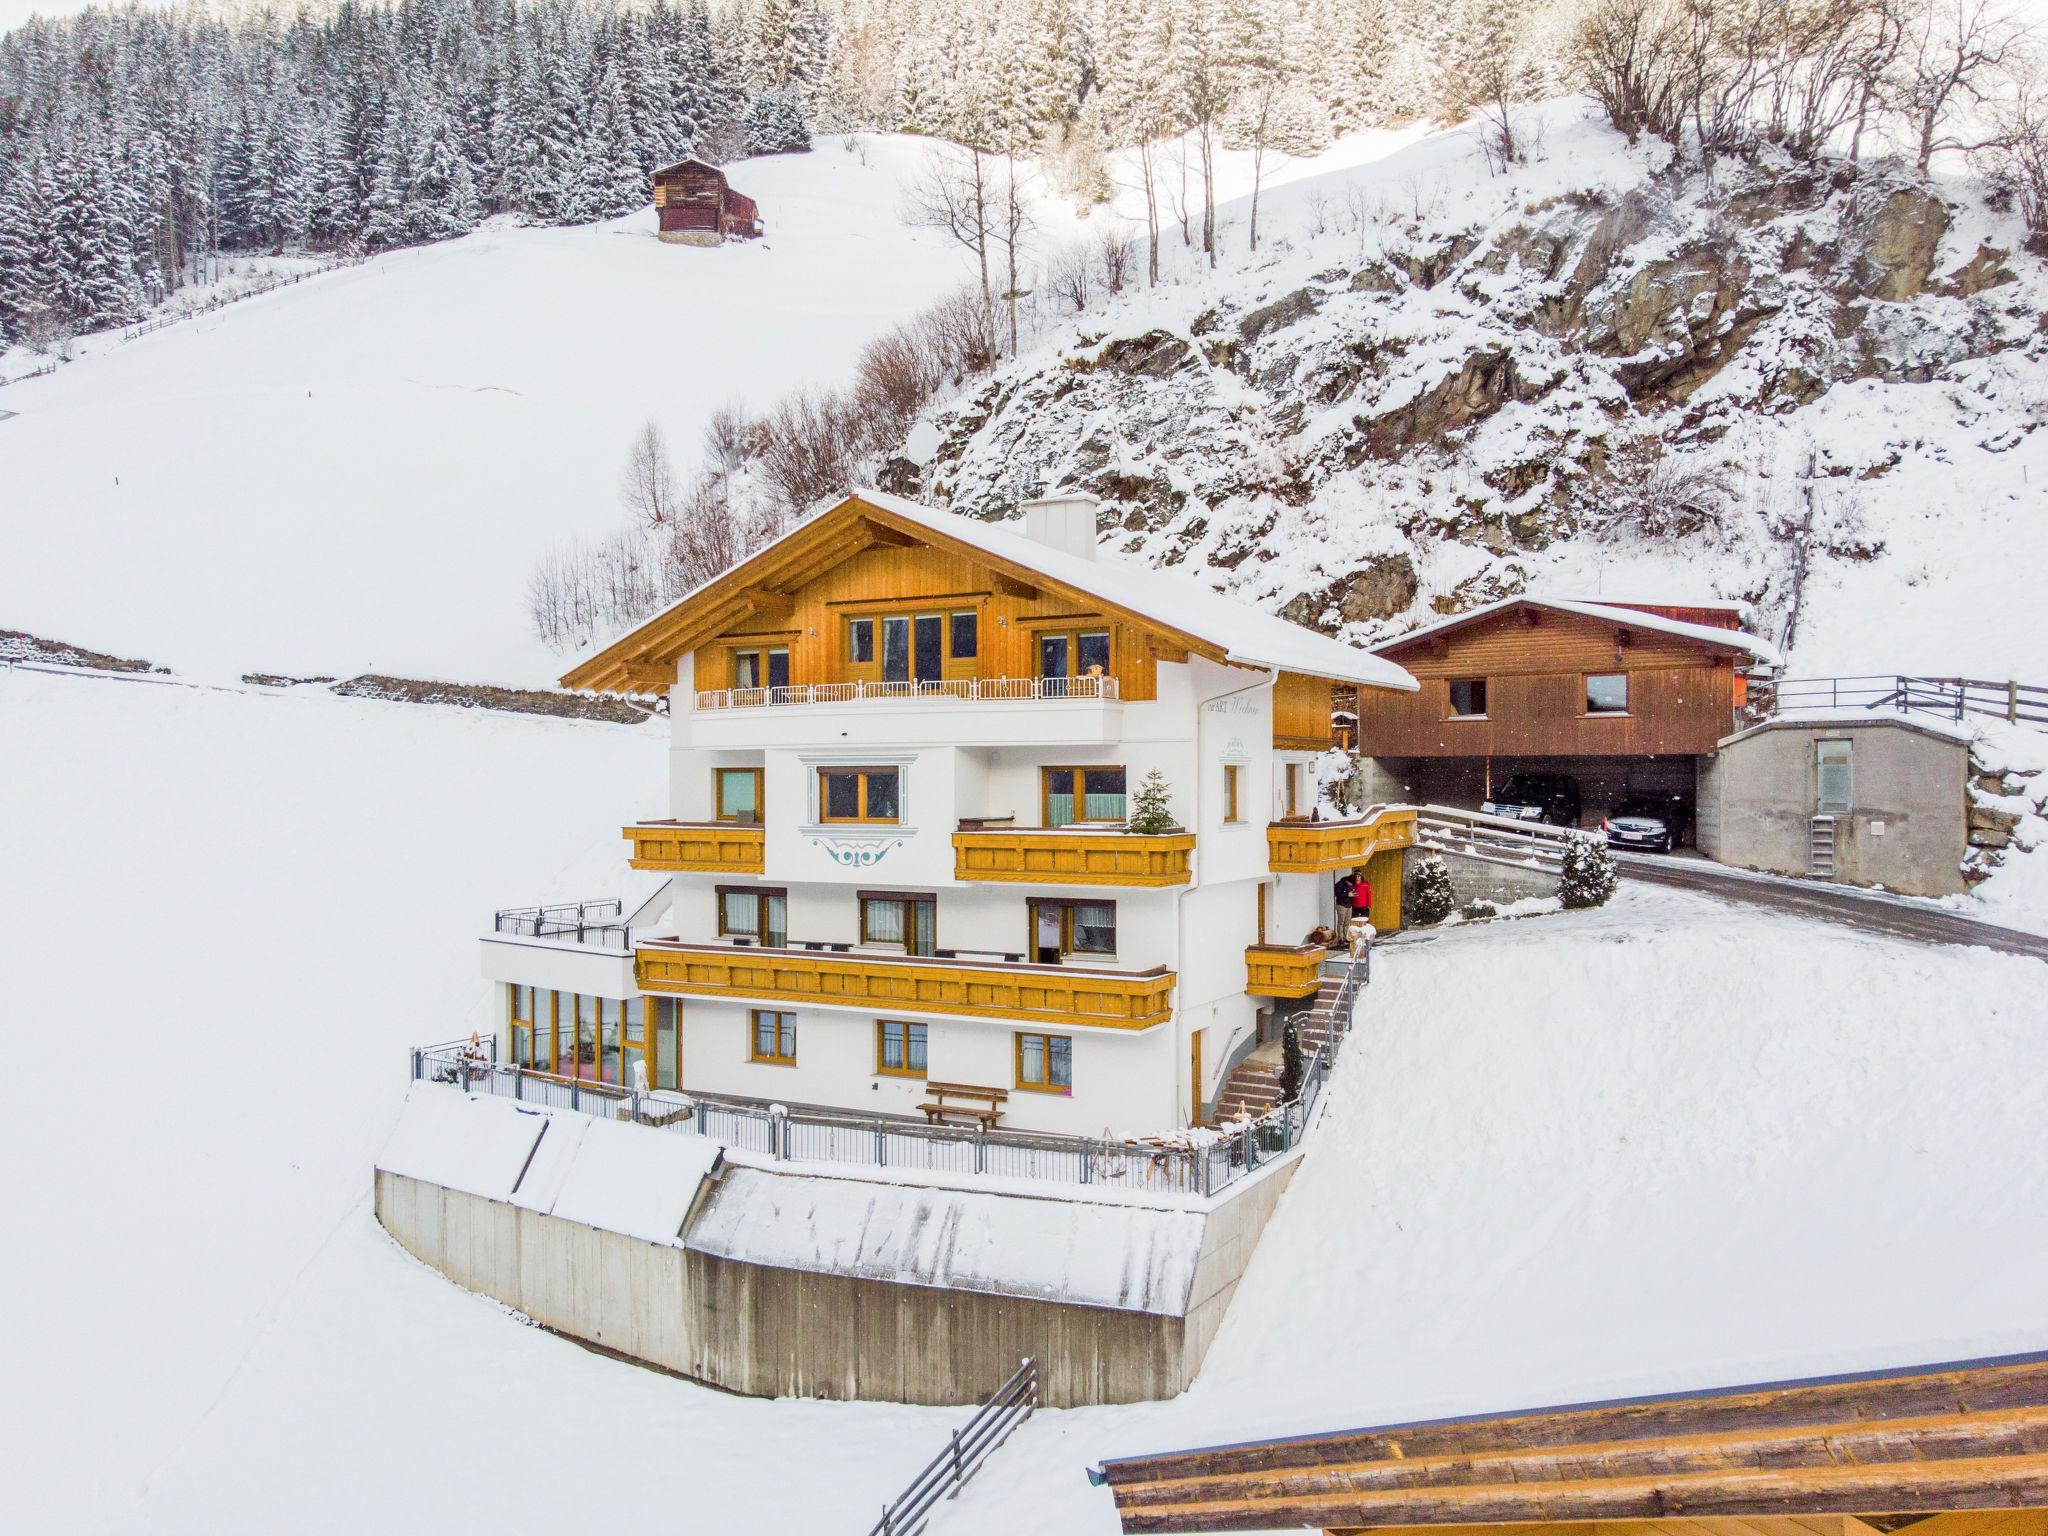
1446 677 1488 719
1040 765 1128 828
846 616 875 667
1281 762 1302 818
1584 672 1630 716
818 766 901 823
1031 622 1114 680
875 1019 929 1078
731 645 789 691
717 885 787 945
1015 1030 1074 1094
1222 762 1243 824
949 610 978 660
1027 896 1117 958
713 766 764 824
749 1008 797 1066
857 890 937 954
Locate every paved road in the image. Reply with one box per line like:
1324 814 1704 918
1618 854 2048 962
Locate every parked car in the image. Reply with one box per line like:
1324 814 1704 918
1603 794 1687 853
1482 772 1581 827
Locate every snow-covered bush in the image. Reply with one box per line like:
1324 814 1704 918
1125 769 1178 834
1279 1018 1305 1104
1405 854 1456 926
1558 835 1620 909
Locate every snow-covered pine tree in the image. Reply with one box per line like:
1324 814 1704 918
1557 836 1620 910
1125 768 1178 834
1404 854 1456 926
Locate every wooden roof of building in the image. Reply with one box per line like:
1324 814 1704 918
1372 596 1782 667
1095 1354 2048 1534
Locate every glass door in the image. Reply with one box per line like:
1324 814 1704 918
882 617 911 683
653 999 680 1090
913 614 943 687
1038 633 1069 679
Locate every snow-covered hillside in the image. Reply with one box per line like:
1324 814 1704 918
897 101 2048 679
0 138 1009 685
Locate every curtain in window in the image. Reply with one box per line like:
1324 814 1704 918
1048 1035 1072 1088
1073 903 1116 952
724 890 759 935
763 894 786 947
906 1022 928 1073
912 899 936 957
1081 769 1126 821
1020 1033 1044 1084
863 897 905 944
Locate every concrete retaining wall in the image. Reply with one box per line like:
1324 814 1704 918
1435 848 1558 907
375 1112 1298 1408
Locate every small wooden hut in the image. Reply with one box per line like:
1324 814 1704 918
652 159 763 246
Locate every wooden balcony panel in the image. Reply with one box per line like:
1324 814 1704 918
952 829 1196 887
635 942 1175 1030
1245 943 1328 1000
1267 807 1419 874
624 820 765 873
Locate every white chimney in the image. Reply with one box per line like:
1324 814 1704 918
1019 489 1101 561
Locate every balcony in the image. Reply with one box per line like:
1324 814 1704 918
1244 942 1327 1000
952 825 1195 887
625 820 765 873
687 675 1122 749
635 939 1175 1031
1266 806 1418 874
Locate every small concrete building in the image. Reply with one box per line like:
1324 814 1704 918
1697 713 1972 895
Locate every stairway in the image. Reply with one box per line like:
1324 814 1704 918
1807 815 1838 880
1208 962 1356 1126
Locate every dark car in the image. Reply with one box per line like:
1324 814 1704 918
1481 772 1581 827
1603 794 1687 853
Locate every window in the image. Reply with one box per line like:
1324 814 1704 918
1817 740 1853 814
732 647 789 692
1036 627 1112 679
860 891 936 955
1448 678 1487 718
1042 766 1127 826
624 996 645 1049
877 1019 928 1077
1016 1031 1073 1093
652 998 679 1089
1586 673 1630 714
715 767 763 823
1282 762 1303 818
1029 897 1117 960
848 617 874 665
750 1009 797 1065
819 766 900 822
718 886 787 946
1222 763 1242 823
949 611 978 660
509 985 536 1069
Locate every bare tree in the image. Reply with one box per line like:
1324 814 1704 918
618 420 679 529
702 400 750 474
1440 0 1545 168
1887 0 2036 170
1047 242 1092 312
990 156 1036 355
1097 225 1136 295
1980 82 2048 248
902 147 996 313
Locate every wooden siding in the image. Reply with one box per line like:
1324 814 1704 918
1363 607 1742 759
636 941 1175 1029
1100 1355 2048 1535
953 830 1197 886
695 538 1164 701
625 821 765 873
1267 808 1418 874
1274 671 1340 749
1244 943 1326 999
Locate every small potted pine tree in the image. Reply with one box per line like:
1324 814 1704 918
1124 768 1179 834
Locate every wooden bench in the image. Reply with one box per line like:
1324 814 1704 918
920 1080 1009 1130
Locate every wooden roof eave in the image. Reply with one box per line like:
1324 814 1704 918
560 493 1240 694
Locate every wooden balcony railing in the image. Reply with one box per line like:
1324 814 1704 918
952 827 1196 887
624 820 765 874
1266 806 1418 874
694 675 1119 711
635 940 1175 1030
1244 943 1328 999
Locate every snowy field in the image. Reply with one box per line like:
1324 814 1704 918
0 137 1004 686
6 659 2043 1531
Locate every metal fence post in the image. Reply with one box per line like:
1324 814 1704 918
876 1124 886 1167
513 1065 524 1102
951 1428 964 1492
410 1048 421 1082
571 1079 581 1114
975 1132 986 1175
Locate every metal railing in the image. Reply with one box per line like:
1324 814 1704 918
491 900 636 952
1760 674 2047 730
867 1357 1037 1536
1414 804 1579 868
693 674 1120 711
410 954 1368 1197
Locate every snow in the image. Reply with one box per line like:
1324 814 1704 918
687 1165 1205 1314
0 138 997 686
925 882 2048 1533
544 1109 720 1243
0 665 953 1532
376 1086 549 1200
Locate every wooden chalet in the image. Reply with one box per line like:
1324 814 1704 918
1094 1352 2048 1534
652 158 762 246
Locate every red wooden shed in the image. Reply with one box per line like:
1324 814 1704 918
652 159 763 246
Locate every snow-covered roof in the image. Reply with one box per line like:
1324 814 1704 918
1375 594 1783 667
849 490 1419 692
685 1165 1205 1314
1719 709 1978 748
